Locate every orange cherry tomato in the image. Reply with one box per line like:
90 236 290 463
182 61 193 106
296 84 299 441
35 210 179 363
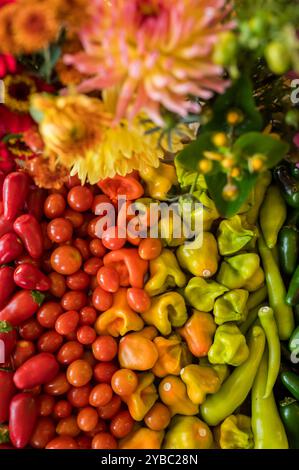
53 400 72 419
44 194 66 219
144 402 171 431
77 407 98 432
51 245 82 275
89 238 106 258
89 384 113 407
111 369 138 397
67 384 92 408
46 436 78 449
76 435 92 449
102 226 126 250
57 341 84 365
127 287 151 313
30 417 56 449
92 335 117 361
56 416 80 438
44 372 70 396
110 410 134 439
73 238 91 260
79 306 97 326
92 432 117 450
55 310 79 335
66 270 90 290
93 362 118 383
83 257 103 275
37 330 63 353
92 286 113 311
67 186 93 212
64 208 84 228
61 291 87 311
97 266 120 293
47 218 73 243
97 395 122 420
36 394 55 417
67 359 93 387
48 272 66 298
138 238 162 260
77 325 96 345
37 301 63 328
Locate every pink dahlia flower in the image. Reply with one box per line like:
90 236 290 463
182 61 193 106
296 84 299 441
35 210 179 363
65 0 234 124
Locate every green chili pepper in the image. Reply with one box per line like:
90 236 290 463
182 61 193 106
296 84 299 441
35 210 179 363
281 371 299 401
258 234 294 340
200 325 265 426
286 266 299 306
275 165 299 209
279 397 299 449
252 350 289 449
259 185 287 249
258 306 280 398
246 171 272 226
289 326 299 354
239 304 266 335
278 226 299 276
286 209 299 228
246 285 267 311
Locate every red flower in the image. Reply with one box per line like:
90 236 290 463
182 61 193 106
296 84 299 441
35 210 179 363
0 0 15 6
0 141 15 173
0 105 33 139
0 54 16 78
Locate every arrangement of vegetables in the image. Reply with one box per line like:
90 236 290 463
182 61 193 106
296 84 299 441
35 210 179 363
0 159 298 450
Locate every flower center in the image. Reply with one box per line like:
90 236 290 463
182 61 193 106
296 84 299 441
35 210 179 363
4 75 36 113
137 0 161 19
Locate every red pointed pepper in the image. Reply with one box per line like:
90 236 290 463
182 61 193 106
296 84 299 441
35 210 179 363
14 263 50 291
3 172 30 221
13 353 59 390
9 393 37 448
0 171 5 202
0 321 17 363
0 290 45 326
0 370 16 423
0 267 15 309
0 232 23 264
0 215 14 238
103 248 148 288
14 214 43 259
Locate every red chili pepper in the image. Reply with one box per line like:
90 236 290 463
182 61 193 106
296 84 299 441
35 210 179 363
9 393 37 448
14 214 43 259
0 215 14 238
0 290 45 327
98 175 144 203
13 353 59 390
0 232 23 264
103 248 148 288
3 172 30 221
26 187 47 222
0 321 17 364
14 263 50 291
0 370 16 423
0 267 15 310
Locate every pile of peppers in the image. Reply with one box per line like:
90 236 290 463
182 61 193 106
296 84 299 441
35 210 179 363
0 161 298 449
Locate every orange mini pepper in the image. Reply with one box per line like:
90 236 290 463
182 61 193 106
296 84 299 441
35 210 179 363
178 310 216 358
118 329 159 371
95 288 144 337
119 426 164 449
152 334 192 378
159 375 199 416
103 248 148 288
122 372 158 421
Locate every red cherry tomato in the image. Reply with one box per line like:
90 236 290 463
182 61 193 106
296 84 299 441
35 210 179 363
102 226 126 250
89 384 113 407
83 257 103 276
93 362 118 384
89 239 106 258
61 291 88 311
67 385 92 408
66 270 90 290
110 410 134 438
57 341 84 365
73 238 90 260
92 432 117 449
19 318 44 341
92 286 113 311
76 325 96 345
97 266 120 293
92 336 117 361
127 287 151 313
79 306 97 326
37 302 63 329
67 186 93 212
44 194 66 219
55 310 79 336
53 400 72 419
51 245 82 275
97 395 122 420
37 330 63 353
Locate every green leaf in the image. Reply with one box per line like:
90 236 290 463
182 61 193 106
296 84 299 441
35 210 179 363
0 426 9 444
31 291 45 306
0 321 13 333
202 76 263 136
205 171 258 218
175 132 219 172
1 133 22 143
233 132 289 168
39 44 61 82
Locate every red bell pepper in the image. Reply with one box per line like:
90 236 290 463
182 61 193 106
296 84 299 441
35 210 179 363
9 393 37 448
0 290 45 326
0 215 14 238
98 175 144 203
13 353 59 390
0 370 16 423
0 232 23 264
0 267 15 309
0 321 17 364
13 214 43 259
103 248 148 288
14 263 50 291
3 172 30 221
26 187 47 222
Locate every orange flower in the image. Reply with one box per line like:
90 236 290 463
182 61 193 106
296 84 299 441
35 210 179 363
0 3 20 54
55 38 86 86
26 154 69 190
53 0 93 31
13 2 60 54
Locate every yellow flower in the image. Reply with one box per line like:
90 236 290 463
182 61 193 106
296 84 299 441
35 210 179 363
32 91 164 184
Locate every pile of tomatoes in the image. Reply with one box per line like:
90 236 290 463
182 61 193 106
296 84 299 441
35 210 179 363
0 170 165 449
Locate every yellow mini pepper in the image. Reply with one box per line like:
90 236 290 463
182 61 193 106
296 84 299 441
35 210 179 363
140 163 178 201
159 376 199 416
119 427 164 449
184 277 228 312
216 253 264 292
145 249 187 297
214 414 254 449
217 215 256 256
163 416 213 449
152 334 191 377
213 289 249 325
176 232 219 278
180 364 221 405
141 291 187 335
122 373 158 421
208 324 249 366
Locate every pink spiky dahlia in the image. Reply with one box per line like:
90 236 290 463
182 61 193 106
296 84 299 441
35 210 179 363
64 0 234 125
